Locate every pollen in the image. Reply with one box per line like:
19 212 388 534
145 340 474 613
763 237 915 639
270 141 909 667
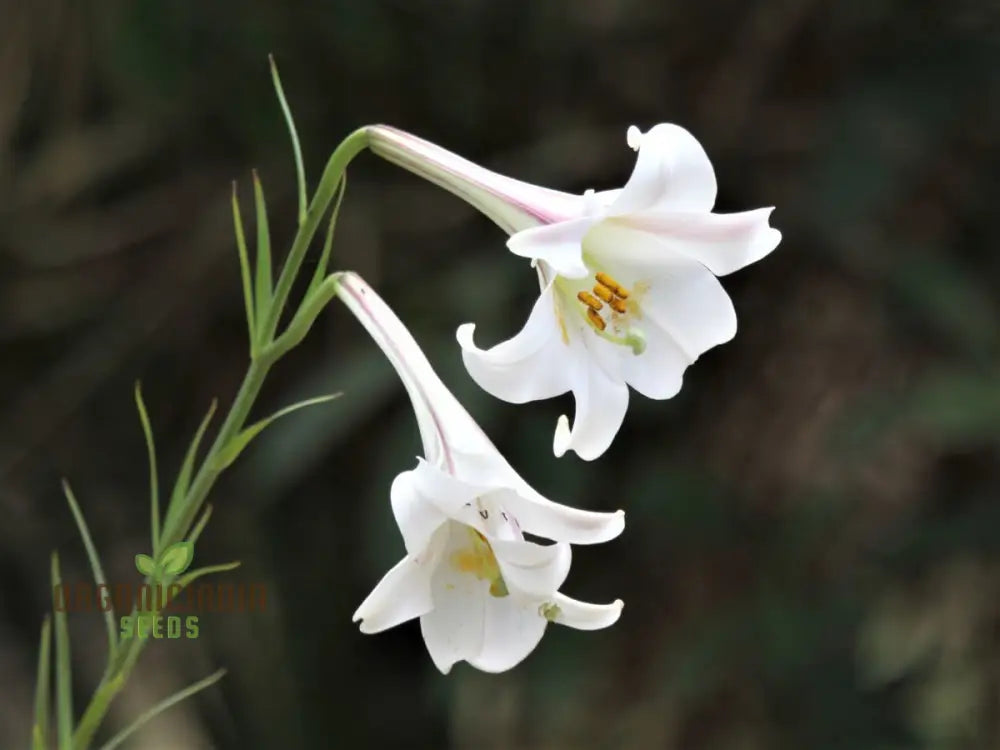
596 272 629 299
587 307 606 331
576 290 603 311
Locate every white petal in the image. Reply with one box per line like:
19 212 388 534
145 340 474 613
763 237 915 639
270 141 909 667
609 123 717 214
456 281 573 404
617 207 781 276
552 357 630 461
408 458 484 520
490 538 572 597
467 595 548 673
366 125 584 234
503 488 625 546
619 319 690 400
443 448 628 545
585 222 737 360
420 525 487 674
507 217 594 278
550 593 624 631
390 469 447 555
353 555 435 635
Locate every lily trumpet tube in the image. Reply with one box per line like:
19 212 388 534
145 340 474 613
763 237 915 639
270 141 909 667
368 124 782 460
336 271 624 674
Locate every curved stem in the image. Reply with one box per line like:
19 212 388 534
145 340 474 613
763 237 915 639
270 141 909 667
69 128 371 750
259 127 368 344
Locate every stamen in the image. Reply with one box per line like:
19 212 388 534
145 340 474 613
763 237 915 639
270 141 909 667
539 602 562 621
592 283 614 304
586 308 606 331
596 271 629 299
576 291 603 311
608 297 628 315
625 328 647 355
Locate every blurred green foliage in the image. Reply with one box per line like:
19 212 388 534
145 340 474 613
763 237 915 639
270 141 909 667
1 1 999 748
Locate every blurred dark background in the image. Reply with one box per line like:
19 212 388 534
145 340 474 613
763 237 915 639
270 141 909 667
2 1 999 748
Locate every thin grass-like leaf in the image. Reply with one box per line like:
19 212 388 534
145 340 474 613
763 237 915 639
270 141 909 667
165 399 218 527
176 561 242 590
50 554 73 750
133 382 161 554
231 182 257 348
309 173 347 292
269 54 307 225
188 504 214 546
96 668 227 750
252 171 273 331
31 616 51 750
211 393 341 471
62 480 117 662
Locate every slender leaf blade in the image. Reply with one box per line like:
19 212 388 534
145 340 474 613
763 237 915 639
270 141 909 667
166 399 218 523
96 669 227 750
32 616 51 750
252 171 273 331
133 382 161 554
231 182 257 347
269 54 307 225
309 173 347 292
176 561 242 590
188 504 214 546
62 480 117 661
50 554 73 750
211 393 341 471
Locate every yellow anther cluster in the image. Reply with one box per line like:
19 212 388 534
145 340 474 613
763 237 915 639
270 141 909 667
577 272 632 332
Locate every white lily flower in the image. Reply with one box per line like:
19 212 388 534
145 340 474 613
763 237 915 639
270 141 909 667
336 271 624 674
369 124 782 460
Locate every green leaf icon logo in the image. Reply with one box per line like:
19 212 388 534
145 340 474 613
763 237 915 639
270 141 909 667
160 541 194 576
135 554 156 576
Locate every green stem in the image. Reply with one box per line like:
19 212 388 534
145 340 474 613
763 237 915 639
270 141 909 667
67 126 370 750
259 127 368 343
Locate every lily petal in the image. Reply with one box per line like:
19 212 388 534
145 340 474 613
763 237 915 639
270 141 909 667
391 469 447 555
421 524 488 674
617 207 781 276
467 595 548 673
609 124 717 215
457 281 574 404
553 356 630 461
490 538 572 597
585 222 737 360
550 593 624 631
353 554 436 635
507 217 594 279
619 319 690 400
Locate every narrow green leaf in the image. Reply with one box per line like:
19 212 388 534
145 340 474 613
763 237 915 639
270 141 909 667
32 616 51 750
211 393 341 471
188 504 214 546
165 399 218 525
252 170 273 332
160 541 194 576
50 554 73 750
231 182 257 348
96 668 227 750
176 561 242 591
62 480 117 661
309 173 347 293
133 382 161 555
269 54 307 226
